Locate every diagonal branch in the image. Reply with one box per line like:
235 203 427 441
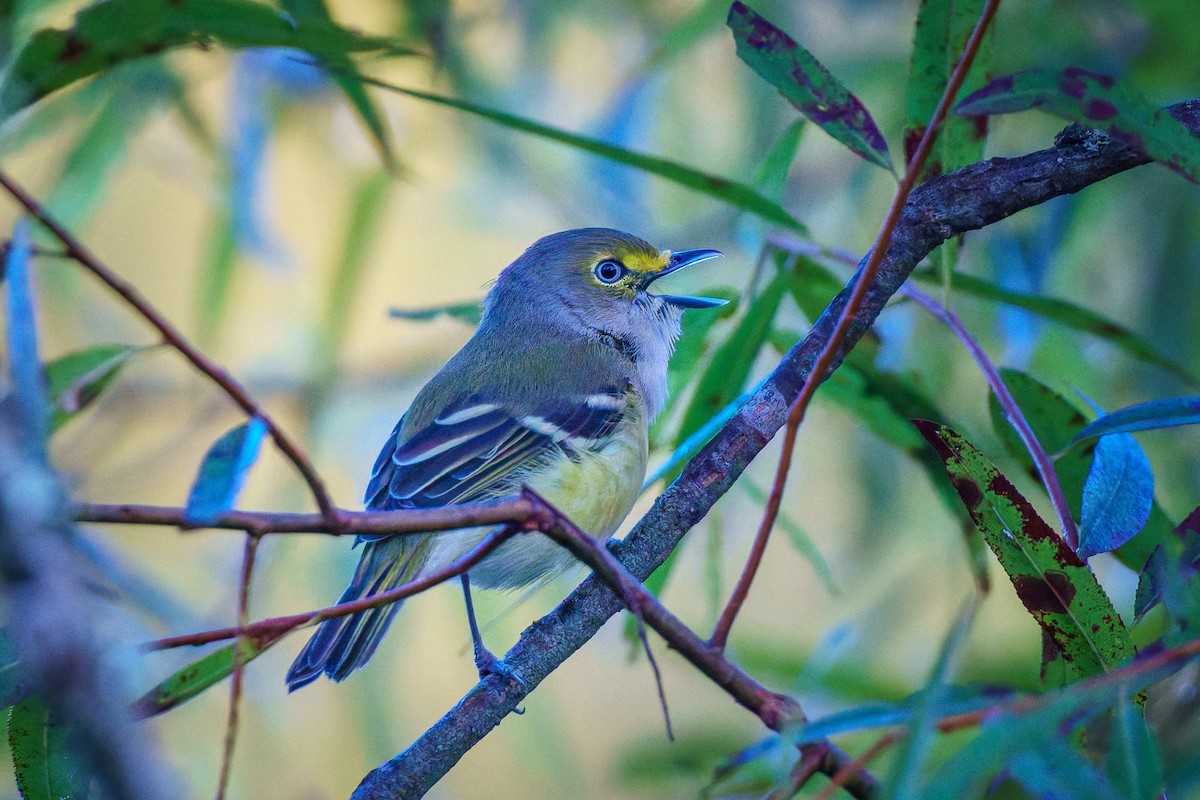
351 99 1200 798
0 168 341 522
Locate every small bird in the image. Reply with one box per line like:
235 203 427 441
286 228 723 690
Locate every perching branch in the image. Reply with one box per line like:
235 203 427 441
353 99 1200 797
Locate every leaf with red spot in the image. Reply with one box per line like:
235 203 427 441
914 421 1133 680
133 634 286 718
727 2 893 172
956 68 1200 183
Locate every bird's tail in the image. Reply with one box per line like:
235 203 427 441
286 535 430 691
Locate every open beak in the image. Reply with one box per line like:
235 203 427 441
645 248 726 309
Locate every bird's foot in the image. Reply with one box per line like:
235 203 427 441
474 643 526 691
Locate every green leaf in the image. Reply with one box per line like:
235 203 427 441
956 68 1200 183
133 635 280 718
388 301 483 326
281 0 397 169
357 75 806 232
914 421 1133 679
912 268 1196 383
739 479 835 592
7 695 90 800
184 417 268 525
44 344 144 433
727 1 893 171
1073 397 1200 442
1106 697 1163 800
318 171 392 367
0 0 416 119
1077 433 1154 559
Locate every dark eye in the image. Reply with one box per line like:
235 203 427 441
594 259 626 284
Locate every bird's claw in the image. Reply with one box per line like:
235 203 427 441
474 644 526 689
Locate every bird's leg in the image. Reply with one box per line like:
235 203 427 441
460 573 521 686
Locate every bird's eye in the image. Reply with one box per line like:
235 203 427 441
594 259 626 284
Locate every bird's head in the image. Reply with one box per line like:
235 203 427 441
486 228 724 353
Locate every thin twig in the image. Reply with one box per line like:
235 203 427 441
901 284 1079 546
709 0 1004 650
144 526 520 652
72 497 536 537
215 536 259 800
813 732 902 800
0 168 340 523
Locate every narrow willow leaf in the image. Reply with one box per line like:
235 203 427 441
44 344 143 433
739 479 835 592
133 635 281 718
1135 508 1200 628
3 219 49 454
0 0 416 118
913 268 1195 382
282 0 397 169
1073 397 1200 442
8 695 90 800
915 421 1133 679
357 76 806 232
1106 696 1163 800
1078 434 1154 558
727 2 892 171
957 68 1200 183
184 417 268 525
388 301 483 326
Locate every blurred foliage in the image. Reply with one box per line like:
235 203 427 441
0 0 1198 799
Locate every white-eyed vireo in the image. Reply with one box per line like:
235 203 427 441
287 228 723 690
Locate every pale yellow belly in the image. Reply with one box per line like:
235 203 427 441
432 413 649 590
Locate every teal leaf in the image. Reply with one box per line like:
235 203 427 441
0 629 24 706
727 1 893 171
956 68 1200 183
1078 433 1154 559
1073 397 1200 443
1106 697 1163 800
184 417 269 525
44 344 144 433
358 76 806 232
3 218 49 455
7 695 90 800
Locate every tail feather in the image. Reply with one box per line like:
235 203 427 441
286 536 428 691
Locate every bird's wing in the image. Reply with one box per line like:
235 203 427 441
364 387 629 517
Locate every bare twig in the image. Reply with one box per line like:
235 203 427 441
0 168 340 522
215 536 259 800
709 0 1004 650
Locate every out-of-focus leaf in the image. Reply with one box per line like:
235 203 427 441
319 171 392 366
196 210 238 346
1073 397 1200 442
3 218 49 456
1077 433 1154 558
361 76 806 232
739 479 835 592
282 0 397 168
913 269 1196 383
1005 736 1126 800
888 600 978 800
184 417 268 525
956 68 1200 183
753 118 805 202
45 64 181 230
389 301 483 326
636 0 727 73
0 0 416 119
7 694 90 800
615 728 759 789
727 1 893 171
915 421 1133 679
988 369 1172 570
44 344 144 433
1106 696 1163 800
0 629 24 706
133 635 281 718
1135 508 1200 631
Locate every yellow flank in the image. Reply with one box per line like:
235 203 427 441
440 397 649 591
